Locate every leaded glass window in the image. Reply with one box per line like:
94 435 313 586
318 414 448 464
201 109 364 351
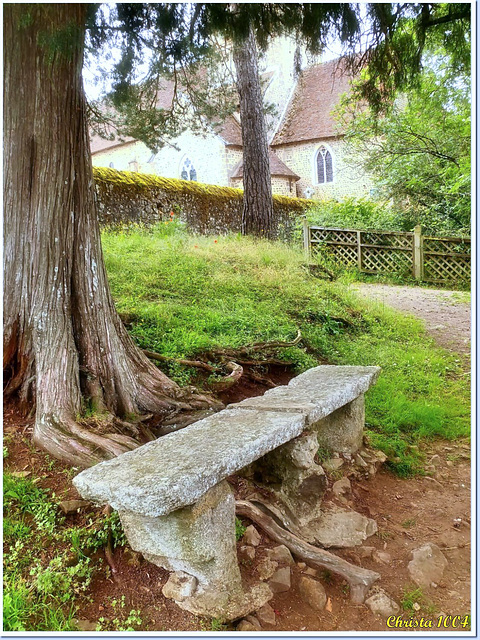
316 146 333 184
180 157 197 181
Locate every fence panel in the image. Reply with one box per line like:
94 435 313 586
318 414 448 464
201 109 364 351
422 236 471 283
306 224 470 283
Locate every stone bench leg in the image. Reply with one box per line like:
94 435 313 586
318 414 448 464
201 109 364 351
118 480 271 621
313 395 365 454
248 432 328 527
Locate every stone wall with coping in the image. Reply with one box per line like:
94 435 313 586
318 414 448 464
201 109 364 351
94 167 313 237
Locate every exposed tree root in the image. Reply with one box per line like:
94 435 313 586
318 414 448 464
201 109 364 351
33 412 141 468
235 500 380 604
141 331 302 394
142 350 216 373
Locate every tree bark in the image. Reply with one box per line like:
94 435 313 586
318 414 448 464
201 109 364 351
3 4 216 468
233 29 275 238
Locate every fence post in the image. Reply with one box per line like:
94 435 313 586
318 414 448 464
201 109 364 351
413 224 424 280
303 219 310 261
356 230 362 271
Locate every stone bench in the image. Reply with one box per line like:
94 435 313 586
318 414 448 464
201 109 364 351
73 365 380 620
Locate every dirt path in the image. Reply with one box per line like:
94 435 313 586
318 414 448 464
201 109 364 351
351 284 471 357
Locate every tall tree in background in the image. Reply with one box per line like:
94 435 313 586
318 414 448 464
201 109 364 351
4 3 471 466
233 28 273 237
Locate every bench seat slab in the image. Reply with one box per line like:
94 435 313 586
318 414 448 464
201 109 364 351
73 409 305 517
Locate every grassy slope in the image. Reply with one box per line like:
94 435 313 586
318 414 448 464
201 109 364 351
102 226 470 476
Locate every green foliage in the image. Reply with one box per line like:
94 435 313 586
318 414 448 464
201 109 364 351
235 517 246 541
96 596 143 631
301 198 398 232
339 49 471 235
401 587 424 615
102 230 469 476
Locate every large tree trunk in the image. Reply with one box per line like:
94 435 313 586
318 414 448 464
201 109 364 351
233 29 275 238
3 4 216 468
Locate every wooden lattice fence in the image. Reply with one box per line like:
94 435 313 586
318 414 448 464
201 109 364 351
304 223 470 284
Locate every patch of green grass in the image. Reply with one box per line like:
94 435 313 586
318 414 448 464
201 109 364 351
102 229 470 476
401 587 424 613
3 471 129 631
401 518 416 528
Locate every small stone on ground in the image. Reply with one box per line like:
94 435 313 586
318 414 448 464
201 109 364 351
256 557 278 580
266 544 294 565
243 525 261 546
407 543 448 588
298 576 327 612
59 499 89 515
256 603 277 626
365 589 400 617
269 566 291 593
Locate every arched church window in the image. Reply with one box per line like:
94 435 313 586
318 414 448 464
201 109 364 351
180 157 197 181
316 146 333 184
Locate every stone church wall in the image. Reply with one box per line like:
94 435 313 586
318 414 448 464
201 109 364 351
273 139 374 200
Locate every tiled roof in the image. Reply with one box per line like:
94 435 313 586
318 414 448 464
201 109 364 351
231 148 300 180
272 58 352 146
213 116 243 146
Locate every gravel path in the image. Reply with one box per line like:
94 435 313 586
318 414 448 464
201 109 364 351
351 283 471 356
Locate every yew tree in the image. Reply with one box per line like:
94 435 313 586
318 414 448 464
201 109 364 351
4 3 470 467
3 4 217 468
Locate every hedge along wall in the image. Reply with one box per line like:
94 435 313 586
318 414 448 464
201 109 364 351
93 167 314 238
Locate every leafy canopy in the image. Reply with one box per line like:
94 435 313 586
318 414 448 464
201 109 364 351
338 42 471 234
84 3 470 153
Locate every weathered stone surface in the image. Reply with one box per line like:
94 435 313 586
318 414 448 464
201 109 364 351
243 525 261 547
73 408 306 517
332 477 351 499
238 545 256 562
283 432 319 469
257 558 278 580
244 615 262 630
372 550 391 565
365 589 400 617
266 545 295 565
119 482 239 589
59 500 89 515
408 543 448 588
322 457 344 472
179 582 272 622
298 576 327 612
162 571 198 601
230 366 380 431
309 504 377 548
256 603 276 626
250 432 327 525
269 567 291 593
315 396 365 454
236 620 258 632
